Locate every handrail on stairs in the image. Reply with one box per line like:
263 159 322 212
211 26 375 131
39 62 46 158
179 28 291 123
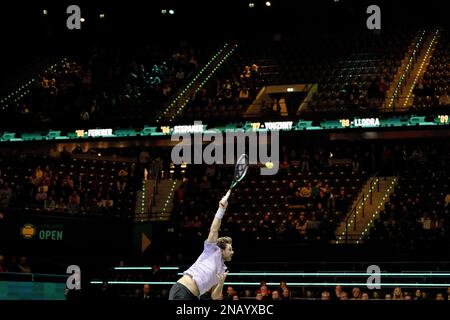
345 171 379 243
149 170 162 214
389 29 427 112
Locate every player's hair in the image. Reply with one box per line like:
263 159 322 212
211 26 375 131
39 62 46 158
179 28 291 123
216 237 232 250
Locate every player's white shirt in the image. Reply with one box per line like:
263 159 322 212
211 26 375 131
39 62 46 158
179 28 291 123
183 240 226 296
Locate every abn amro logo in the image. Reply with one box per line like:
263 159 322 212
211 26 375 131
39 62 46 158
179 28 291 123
21 224 37 240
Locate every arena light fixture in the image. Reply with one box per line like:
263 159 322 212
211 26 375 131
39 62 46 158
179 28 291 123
91 280 450 287
114 266 179 270
175 271 450 277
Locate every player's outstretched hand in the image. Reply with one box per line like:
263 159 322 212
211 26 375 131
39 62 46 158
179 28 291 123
217 271 229 284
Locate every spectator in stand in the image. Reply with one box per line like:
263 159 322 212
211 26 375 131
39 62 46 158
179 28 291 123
18 256 31 273
68 191 81 213
241 66 251 82
224 286 236 301
98 194 114 211
152 156 163 180
56 197 67 212
298 183 312 200
271 290 280 301
436 293 445 300
35 185 48 202
222 80 233 104
339 291 349 300
65 175 75 191
33 166 43 185
334 285 343 300
278 280 288 293
392 287 404 300
300 149 310 172
139 149 151 177
414 289 423 300
117 169 128 192
321 291 331 300
444 192 450 208
0 255 7 272
0 183 12 209
315 190 329 209
49 146 60 159
280 288 291 300
80 110 90 121
175 68 185 87
142 284 154 300
335 189 349 214
257 284 271 300
44 196 56 211
351 287 361 300
286 182 298 205
239 87 251 104
361 292 370 300
296 213 308 238
439 92 450 107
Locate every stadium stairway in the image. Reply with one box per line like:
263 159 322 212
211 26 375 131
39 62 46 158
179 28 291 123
396 28 441 111
135 179 181 222
334 176 398 244
157 42 238 123
382 29 427 111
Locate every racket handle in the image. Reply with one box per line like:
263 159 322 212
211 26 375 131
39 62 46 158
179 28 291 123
223 189 231 201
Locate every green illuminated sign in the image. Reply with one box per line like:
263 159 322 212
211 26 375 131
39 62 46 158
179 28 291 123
20 223 64 241
0 114 448 143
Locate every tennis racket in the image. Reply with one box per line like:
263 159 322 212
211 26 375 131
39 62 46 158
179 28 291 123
223 153 249 201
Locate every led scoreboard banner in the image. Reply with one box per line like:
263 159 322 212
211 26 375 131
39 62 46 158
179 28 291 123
0 114 449 143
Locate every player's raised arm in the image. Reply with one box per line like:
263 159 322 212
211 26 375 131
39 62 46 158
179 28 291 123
207 194 228 243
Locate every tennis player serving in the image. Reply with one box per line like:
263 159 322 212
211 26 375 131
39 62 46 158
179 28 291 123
168 154 249 300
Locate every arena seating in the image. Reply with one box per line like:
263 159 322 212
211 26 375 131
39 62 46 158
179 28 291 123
412 30 450 111
0 42 201 130
0 152 137 218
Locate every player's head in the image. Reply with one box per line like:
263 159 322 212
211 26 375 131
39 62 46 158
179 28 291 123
217 236 234 262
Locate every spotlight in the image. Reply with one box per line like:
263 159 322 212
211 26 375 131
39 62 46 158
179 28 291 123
169 9 175 15
161 9 167 15
265 1 271 6
80 17 85 22
99 13 105 19
42 9 48 16
249 2 255 8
